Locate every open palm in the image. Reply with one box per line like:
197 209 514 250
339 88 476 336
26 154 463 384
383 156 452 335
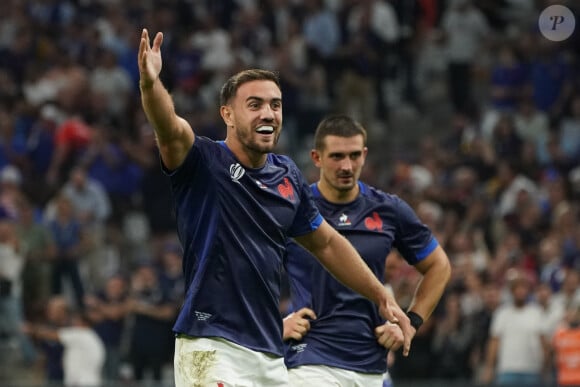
138 29 163 88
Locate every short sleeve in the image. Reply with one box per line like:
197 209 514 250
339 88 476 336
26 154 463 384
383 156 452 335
393 196 438 265
287 168 322 237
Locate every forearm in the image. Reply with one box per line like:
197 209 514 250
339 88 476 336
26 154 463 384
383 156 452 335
31 325 60 342
485 337 499 371
408 247 451 321
140 78 181 143
407 274 446 321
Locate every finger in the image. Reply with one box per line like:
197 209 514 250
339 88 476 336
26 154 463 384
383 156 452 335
297 307 317 320
374 325 384 337
390 341 403 352
383 304 397 323
138 36 147 60
152 32 164 52
402 330 411 357
290 331 302 341
300 319 311 331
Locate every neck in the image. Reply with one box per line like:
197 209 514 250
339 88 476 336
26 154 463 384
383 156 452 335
317 180 359 204
224 138 268 169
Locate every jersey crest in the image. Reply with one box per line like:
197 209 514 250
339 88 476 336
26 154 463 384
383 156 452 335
277 177 295 200
364 211 383 231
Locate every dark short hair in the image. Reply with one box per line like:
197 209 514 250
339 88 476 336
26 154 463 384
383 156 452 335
313 114 367 151
219 69 281 106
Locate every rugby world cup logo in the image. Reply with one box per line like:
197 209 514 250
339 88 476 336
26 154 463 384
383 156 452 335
229 163 245 183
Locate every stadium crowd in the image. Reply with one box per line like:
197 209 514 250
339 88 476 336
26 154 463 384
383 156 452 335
0 0 579 385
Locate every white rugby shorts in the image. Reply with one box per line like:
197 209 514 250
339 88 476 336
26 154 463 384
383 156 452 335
174 336 289 387
288 364 384 387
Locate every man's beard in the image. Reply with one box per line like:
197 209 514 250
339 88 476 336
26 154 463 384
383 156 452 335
236 128 280 154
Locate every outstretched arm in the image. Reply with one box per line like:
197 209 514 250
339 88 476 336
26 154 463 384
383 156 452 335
138 28 194 170
295 221 413 355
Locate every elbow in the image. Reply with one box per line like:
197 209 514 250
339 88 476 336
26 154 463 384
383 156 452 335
441 257 452 287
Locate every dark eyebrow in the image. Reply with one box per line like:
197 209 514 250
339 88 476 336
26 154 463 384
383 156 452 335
328 151 362 157
246 96 283 104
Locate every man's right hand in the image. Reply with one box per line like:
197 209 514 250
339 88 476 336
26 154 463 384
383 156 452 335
138 29 163 89
283 307 317 341
375 321 404 352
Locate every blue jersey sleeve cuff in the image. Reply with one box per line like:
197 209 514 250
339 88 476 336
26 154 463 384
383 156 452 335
311 213 323 230
416 237 439 261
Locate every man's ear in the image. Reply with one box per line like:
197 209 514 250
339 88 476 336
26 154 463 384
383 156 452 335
220 105 233 127
311 149 321 167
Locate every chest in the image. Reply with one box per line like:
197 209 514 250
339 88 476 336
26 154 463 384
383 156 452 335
322 207 395 266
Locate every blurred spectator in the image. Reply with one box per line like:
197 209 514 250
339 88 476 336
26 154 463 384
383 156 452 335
535 281 562 338
471 278 501 382
60 166 111 227
488 42 528 112
490 114 523 164
302 0 340 79
17 195 56 318
440 0 490 115
88 47 133 123
46 113 94 188
121 121 176 238
79 120 142 223
513 97 550 161
0 219 36 364
431 291 476 379
482 269 551 386
0 164 25 219
495 159 540 219
551 270 580 315
537 234 566 292
126 264 176 383
552 304 580 387
24 308 105 387
335 0 398 126
558 94 580 161
158 242 184 364
85 274 129 382
31 296 69 383
47 194 89 310
528 39 573 120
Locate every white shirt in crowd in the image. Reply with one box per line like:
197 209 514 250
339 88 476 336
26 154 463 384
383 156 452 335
59 326 105 387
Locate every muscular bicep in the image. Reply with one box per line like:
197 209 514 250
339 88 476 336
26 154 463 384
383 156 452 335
414 245 451 276
157 116 195 170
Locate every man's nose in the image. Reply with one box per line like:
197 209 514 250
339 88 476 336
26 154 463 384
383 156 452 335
339 158 353 171
260 105 275 121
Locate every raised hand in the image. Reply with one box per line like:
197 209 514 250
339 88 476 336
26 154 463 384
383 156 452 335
138 29 163 89
283 307 317 341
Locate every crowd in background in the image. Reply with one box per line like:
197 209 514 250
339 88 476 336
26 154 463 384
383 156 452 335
0 0 579 385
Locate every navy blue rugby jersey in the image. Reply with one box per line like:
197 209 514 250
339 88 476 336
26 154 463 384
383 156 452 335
165 136 323 356
284 182 438 373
